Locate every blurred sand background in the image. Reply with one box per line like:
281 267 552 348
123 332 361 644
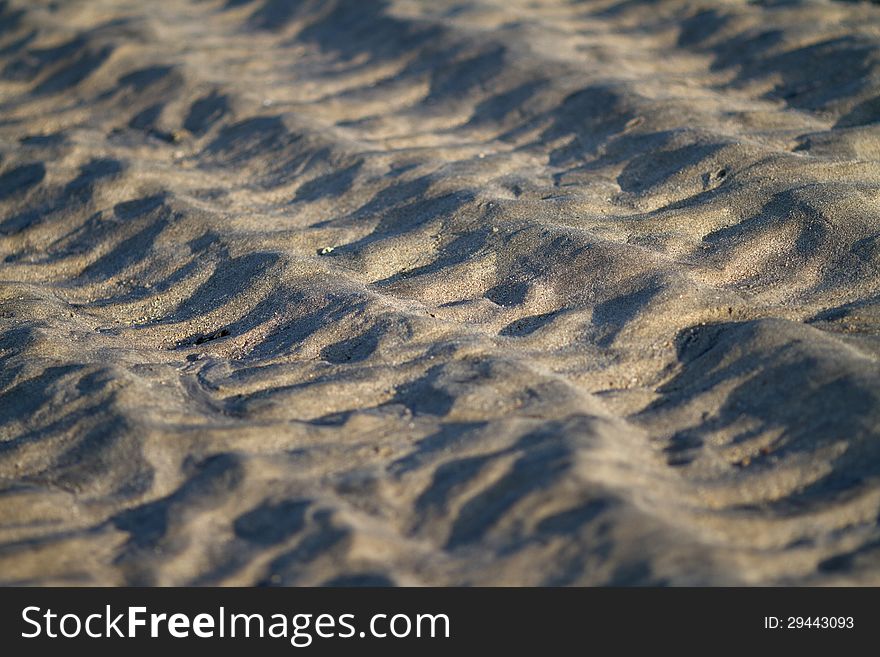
1 0 880 585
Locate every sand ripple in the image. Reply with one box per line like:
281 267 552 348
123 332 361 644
1 0 880 584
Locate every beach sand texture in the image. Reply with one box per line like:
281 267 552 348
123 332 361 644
1 0 880 585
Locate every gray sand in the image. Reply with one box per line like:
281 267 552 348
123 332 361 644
1 0 880 585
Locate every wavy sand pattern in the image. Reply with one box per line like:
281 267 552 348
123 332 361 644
1 0 880 585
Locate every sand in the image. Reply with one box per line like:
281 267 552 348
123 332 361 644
0 0 879 586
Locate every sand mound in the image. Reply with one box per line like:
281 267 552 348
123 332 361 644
1 0 880 585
